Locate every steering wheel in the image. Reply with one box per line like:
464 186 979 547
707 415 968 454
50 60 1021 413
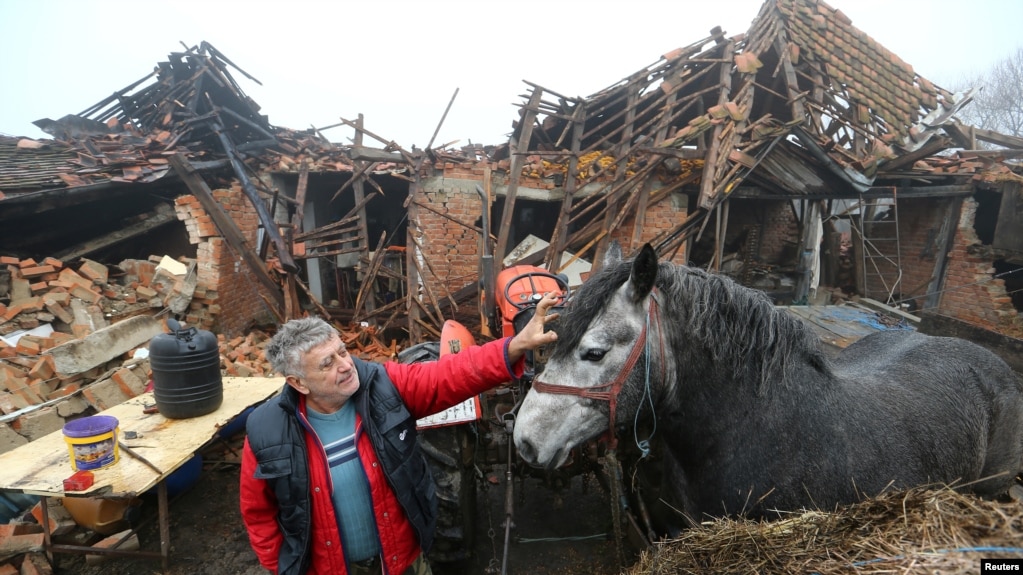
502 271 571 312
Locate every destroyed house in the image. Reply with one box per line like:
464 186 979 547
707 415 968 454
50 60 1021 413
2 0 1023 372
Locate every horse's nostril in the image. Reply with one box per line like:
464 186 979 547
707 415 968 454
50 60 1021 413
516 439 537 464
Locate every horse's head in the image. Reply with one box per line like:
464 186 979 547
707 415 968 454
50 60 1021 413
514 243 661 470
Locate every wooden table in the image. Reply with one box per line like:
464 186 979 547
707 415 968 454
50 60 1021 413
0 376 284 571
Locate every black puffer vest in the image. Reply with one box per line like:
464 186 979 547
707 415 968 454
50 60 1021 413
245 358 437 575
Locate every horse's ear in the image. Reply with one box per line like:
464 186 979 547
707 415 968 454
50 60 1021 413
627 243 658 304
603 240 623 268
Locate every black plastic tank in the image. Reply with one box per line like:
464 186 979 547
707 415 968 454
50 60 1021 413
149 318 223 419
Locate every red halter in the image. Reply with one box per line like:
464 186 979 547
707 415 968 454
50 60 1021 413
530 295 658 450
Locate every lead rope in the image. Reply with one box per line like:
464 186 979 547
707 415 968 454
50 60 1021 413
605 450 626 569
632 298 657 459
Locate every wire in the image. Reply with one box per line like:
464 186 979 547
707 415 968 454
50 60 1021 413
850 546 1023 567
517 534 608 543
885 267 1023 313
808 546 1023 574
633 297 658 460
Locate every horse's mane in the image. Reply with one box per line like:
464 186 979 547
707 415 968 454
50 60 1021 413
554 258 832 392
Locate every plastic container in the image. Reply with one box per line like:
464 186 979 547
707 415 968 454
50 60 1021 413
149 319 223 419
61 496 135 535
145 454 203 499
63 415 119 471
63 470 95 491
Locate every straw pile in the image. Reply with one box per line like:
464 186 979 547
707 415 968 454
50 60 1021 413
626 485 1023 575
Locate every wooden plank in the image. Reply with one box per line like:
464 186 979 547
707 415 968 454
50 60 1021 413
292 161 309 234
595 81 641 265
53 204 177 261
352 115 373 313
858 297 921 324
348 145 407 164
495 88 543 261
294 216 360 241
545 104 584 272
354 232 387 319
409 234 457 313
209 122 297 273
0 377 283 497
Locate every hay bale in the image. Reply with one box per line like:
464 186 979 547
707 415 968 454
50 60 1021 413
626 486 1023 574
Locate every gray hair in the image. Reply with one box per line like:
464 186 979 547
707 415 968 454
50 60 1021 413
265 317 340 377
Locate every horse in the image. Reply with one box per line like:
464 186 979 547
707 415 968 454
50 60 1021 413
513 243 1023 526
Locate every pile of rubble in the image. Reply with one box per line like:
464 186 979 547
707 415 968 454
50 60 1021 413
1 253 401 447
0 251 404 573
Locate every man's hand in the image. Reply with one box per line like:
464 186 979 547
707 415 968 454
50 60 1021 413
507 292 561 362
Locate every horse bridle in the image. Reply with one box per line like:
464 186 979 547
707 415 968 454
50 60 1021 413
530 294 660 450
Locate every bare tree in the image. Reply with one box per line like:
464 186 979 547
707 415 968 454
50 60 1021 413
953 47 1023 137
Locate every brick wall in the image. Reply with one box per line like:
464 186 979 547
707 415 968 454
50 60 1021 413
612 191 689 265
416 163 689 298
723 200 799 265
937 197 1022 337
861 198 947 307
173 186 276 337
416 165 489 298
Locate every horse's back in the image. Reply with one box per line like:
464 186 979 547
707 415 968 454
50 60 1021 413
835 330 1017 385
830 329 1023 496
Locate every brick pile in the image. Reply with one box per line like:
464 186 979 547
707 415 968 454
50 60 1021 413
218 323 398 379
0 255 215 450
0 251 403 571
0 248 401 446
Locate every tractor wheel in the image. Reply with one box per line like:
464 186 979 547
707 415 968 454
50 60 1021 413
398 342 477 565
420 424 477 564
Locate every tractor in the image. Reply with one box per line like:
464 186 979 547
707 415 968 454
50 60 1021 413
400 187 662 573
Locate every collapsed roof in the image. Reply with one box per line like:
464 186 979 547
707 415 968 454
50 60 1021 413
493 0 1022 269
2 0 1021 338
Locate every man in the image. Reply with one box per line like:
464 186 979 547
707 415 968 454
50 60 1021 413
240 293 560 575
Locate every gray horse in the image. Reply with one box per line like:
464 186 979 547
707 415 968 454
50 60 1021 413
514 243 1023 524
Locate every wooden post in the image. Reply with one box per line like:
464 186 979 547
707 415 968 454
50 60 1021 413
595 80 641 265
495 88 543 261
353 115 375 315
698 41 735 210
545 103 584 272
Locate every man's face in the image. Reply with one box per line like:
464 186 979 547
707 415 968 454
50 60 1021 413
287 333 359 414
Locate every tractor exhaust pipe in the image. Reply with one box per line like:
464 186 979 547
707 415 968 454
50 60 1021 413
477 185 497 337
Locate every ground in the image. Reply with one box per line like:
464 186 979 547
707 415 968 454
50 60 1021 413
51 430 624 575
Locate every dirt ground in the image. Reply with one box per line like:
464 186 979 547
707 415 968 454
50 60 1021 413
51 430 627 575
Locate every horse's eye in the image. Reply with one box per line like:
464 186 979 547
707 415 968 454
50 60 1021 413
583 349 606 362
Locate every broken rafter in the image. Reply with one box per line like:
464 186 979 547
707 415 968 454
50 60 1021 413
295 216 360 242
209 119 297 273
353 232 388 320
698 40 736 210
408 234 458 314
169 154 284 311
496 88 543 260
330 161 379 203
595 80 643 263
545 104 585 271
337 117 413 165
426 87 459 151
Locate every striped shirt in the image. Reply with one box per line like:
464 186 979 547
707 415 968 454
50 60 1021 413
306 401 381 562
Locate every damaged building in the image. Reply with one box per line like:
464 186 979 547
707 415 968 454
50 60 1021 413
2 0 1023 448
